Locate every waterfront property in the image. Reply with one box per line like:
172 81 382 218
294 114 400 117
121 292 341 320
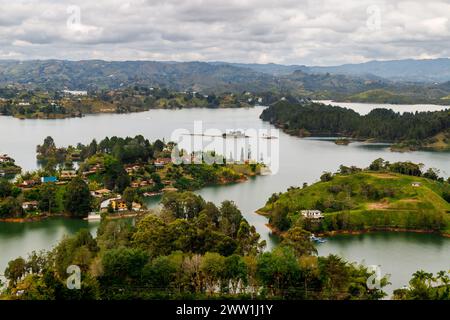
301 210 324 219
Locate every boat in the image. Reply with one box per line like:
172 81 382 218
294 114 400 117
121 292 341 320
85 213 102 221
143 191 163 197
261 133 278 139
222 130 249 138
310 234 327 243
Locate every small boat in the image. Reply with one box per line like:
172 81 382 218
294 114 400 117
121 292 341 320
261 133 278 139
310 234 327 243
222 131 249 139
143 192 163 197
85 213 101 221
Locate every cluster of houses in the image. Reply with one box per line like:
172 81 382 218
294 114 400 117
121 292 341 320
11 155 181 216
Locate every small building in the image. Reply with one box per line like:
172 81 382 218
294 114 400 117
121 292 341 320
411 182 421 187
22 201 39 211
132 202 143 211
20 180 38 188
91 188 111 198
301 210 324 219
154 158 172 168
100 198 127 212
60 170 77 180
162 187 178 193
41 176 58 183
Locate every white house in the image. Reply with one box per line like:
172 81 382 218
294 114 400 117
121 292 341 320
301 210 324 219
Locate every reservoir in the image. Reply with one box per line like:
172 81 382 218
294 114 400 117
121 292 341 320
0 102 449 294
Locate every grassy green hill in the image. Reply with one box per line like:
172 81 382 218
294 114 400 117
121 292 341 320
259 171 450 236
345 89 414 104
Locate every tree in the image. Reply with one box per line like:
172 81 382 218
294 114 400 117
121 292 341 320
0 178 13 198
123 187 137 210
38 183 58 213
201 252 225 295
219 200 242 237
101 248 149 286
161 192 205 219
64 177 92 218
224 254 248 294
5 257 26 288
368 158 387 171
320 172 333 182
256 246 301 297
142 255 178 291
281 227 317 257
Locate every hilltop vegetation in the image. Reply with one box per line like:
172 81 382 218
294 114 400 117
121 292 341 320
260 159 450 236
260 100 450 150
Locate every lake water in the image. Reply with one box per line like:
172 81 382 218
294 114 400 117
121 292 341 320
0 103 449 296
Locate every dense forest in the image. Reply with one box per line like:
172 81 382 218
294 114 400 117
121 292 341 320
260 101 450 149
1 191 390 300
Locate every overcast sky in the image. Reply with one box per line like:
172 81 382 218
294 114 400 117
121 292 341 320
1 0 450 65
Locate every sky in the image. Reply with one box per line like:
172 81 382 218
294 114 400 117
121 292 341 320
1 0 450 66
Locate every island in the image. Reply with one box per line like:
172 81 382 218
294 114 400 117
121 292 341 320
258 158 450 237
260 100 450 151
0 135 265 221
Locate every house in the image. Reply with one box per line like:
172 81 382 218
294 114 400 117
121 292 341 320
411 182 421 187
140 180 154 187
91 188 111 198
20 180 38 188
162 187 178 193
154 158 172 168
100 198 127 212
63 90 88 96
301 210 324 219
41 176 58 183
60 170 77 180
132 202 143 211
22 201 39 211
125 165 142 174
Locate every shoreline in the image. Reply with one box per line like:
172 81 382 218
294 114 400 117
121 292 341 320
255 210 450 239
0 174 258 224
268 121 450 152
3 104 256 120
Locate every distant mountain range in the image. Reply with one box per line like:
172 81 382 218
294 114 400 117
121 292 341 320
222 58 450 83
1 59 450 104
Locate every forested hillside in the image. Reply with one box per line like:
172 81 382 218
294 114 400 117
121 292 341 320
260 101 450 149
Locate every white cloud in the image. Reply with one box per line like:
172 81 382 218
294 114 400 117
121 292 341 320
0 0 449 65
